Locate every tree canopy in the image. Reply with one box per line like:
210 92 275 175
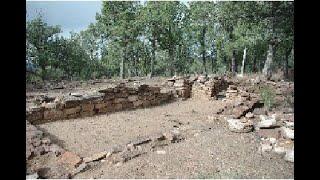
26 1 294 82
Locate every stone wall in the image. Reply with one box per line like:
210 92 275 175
191 76 229 100
166 77 192 99
27 83 174 124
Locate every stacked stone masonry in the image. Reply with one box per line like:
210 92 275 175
191 76 229 100
27 83 174 124
166 77 192 99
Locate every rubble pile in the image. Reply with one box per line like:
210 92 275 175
27 124 184 179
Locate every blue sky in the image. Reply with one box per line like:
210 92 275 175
26 1 102 37
26 1 190 38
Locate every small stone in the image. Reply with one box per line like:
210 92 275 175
281 127 294 139
256 115 277 128
128 95 138 102
228 85 237 90
127 143 135 151
269 137 277 144
261 142 273 152
273 139 293 155
257 128 281 139
26 172 38 179
240 118 248 123
42 102 57 109
70 92 83 97
83 151 109 163
72 162 87 175
227 119 253 133
284 148 294 162
41 138 51 145
49 144 65 156
58 151 82 168
245 112 254 118
156 150 166 155
284 121 294 129
273 145 287 155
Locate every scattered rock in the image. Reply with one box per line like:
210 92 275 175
37 166 71 179
156 150 166 155
284 121 294 129
70 92 83 97
49 144 65 156
256 128 281 139
72 162 87 175
226 118 253 133
26 172 38 179
260 141 273 153
256 115 277 129
252 108 268 115
245 112 254 118
58 151 82 168
284 148 294 163
264 137 276 145
83 151 109 163
281 127 294 140
128 137 151 147
272 139 294 155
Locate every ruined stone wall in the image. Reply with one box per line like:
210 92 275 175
27 83 174 124
191 76 229 100
165 78 192 99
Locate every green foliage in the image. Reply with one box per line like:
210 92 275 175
283 88 294 108
26 1 294 81
260 86 276 110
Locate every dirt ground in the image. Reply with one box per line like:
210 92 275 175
37 98 294 179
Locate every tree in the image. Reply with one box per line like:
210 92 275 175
98 1 140 79
26 1 294 81
189 1 216 74
26 16 61 80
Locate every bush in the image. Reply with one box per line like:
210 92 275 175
259 85 275 111
283 88 294 108
26 72 42 83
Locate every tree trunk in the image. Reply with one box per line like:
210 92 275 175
231 50 236 75
223 55 228 71
134 51 138 77
168 46 174 76
253 52 257 73
211 57 214 73
120 44 126 79
150 36 156 78
284 48 291 79
240 47 247 76
201 27 207 74
211 44 215 73
40 64 46 81
263 44 274 79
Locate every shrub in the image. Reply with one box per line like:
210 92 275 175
259 85 276 111
283 89 294 108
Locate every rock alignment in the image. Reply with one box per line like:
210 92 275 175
27 83 173 124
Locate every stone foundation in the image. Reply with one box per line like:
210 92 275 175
27 83 174 124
